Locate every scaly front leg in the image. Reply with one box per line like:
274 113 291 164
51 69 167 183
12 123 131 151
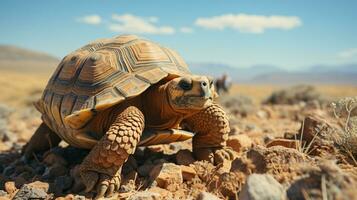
79 106 144 199
183 103 235 165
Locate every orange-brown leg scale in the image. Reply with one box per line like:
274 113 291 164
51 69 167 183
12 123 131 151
184 103 235 165
79 106 144 199
22 122 61 159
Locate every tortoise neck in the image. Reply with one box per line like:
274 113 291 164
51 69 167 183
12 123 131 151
143 83 185 129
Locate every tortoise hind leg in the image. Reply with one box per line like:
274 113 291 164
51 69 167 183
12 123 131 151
22 122 61 159
79 106 144 199
183 103 236 165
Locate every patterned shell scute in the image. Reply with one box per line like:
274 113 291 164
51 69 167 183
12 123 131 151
37 35 191 129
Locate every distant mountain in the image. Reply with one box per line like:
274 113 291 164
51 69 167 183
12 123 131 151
189 62 357 85
253 64 357 85
251 71 357 85
0 45 59 73
307 64 357 74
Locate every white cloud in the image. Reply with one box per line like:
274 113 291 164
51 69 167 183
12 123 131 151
195 14 302 34
148 16 159 23
77 15 102 25
180 27 194 33
338 48 357 59
109 14 175 35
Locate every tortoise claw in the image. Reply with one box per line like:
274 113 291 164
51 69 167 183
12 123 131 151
80 169 121 199
213 147 236 165
194 147 237 165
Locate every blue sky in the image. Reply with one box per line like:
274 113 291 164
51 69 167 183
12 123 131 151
0 0 357 70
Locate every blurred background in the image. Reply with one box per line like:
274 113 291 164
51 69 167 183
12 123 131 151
0 0 356 107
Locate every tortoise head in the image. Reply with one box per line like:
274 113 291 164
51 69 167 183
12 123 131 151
166 75 216 112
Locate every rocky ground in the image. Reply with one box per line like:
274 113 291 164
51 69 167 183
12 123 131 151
0 85 356 200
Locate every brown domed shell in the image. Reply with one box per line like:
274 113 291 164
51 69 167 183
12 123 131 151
35 35 191 131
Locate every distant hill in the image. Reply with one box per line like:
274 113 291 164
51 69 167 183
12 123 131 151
0 45 59 74
189 62 357 85
251 71 357 85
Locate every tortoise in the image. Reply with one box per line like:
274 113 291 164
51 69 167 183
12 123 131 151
23 35 234 198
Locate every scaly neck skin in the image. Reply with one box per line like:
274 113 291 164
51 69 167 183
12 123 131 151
143 83 187 130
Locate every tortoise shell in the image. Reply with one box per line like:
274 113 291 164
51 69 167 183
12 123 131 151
35 35 191 136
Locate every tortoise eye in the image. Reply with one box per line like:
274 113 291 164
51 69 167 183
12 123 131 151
178 78 192 91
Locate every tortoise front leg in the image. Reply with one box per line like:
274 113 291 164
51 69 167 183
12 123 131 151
22 122 61 159
183 103 235 165
79 106 144 199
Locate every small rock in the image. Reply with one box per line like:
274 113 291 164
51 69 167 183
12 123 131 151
218 172 242 199
246 124 258 132
0 190 7 197
214 158 232 175
298 115 340 143
197 191 220 200
13 184 48 200
148 187 173 198
180 165 196 181
55 194 74 200
27 181 49 193
127 191 161 200
229 126 241 135
4 181 16 195
73 195 86 200
283 132 296 140
263 135 274 144
239 174 284 200
230 157 255 174
266 138 300 149
176 150 195 165
247 145 309 174
226 134 253 152
169 143 184 152
287 160 357 200
57 194 85 200
256 110 268 119
150 163 183 188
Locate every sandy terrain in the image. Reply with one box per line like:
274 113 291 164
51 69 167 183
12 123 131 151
0 70 356 200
